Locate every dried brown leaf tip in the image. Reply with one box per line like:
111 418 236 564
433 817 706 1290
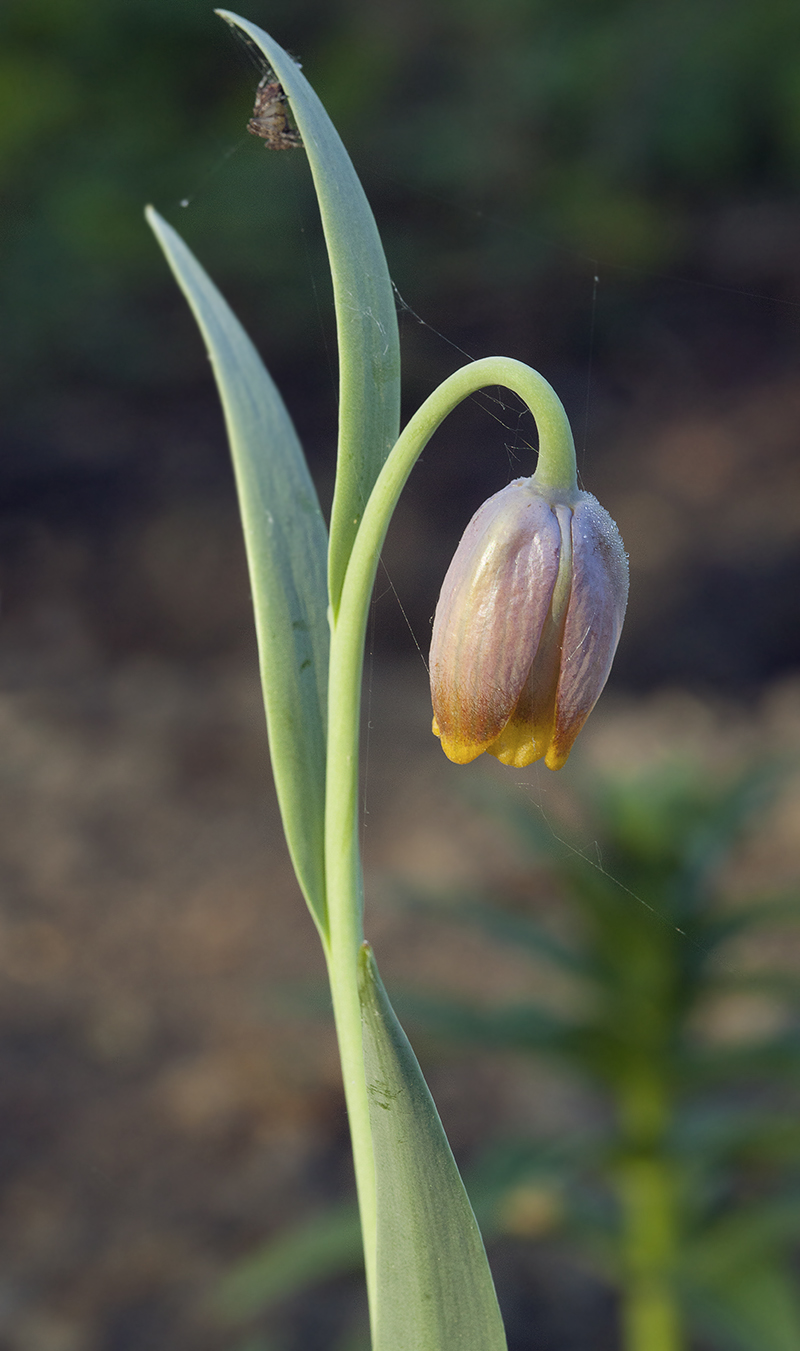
247 75 302 150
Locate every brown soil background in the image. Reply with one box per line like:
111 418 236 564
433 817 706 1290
0 363 799 1350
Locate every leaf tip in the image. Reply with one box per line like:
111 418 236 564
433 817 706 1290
215 9 242 31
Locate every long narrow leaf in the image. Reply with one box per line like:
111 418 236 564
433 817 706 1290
358 944 507 1351
146 207 329 934
216 12 401 612
211 1143 573 1327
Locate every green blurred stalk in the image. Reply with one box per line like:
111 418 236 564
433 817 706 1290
616 1072 684 1351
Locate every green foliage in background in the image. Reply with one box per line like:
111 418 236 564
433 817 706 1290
3 0 800 400
446 766 800 1351
212 764 800 1351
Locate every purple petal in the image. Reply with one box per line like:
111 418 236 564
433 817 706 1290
548 493 629 767
431 479 562 757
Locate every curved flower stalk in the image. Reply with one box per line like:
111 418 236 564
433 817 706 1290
146 15 627 1351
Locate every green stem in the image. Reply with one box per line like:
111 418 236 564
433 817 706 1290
322 356 577 1334
617 1155 683 1351
615 1071 683 1351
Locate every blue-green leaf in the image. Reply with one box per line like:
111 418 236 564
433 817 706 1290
358 943 508 1351
216 11 401 613
145 207 328 935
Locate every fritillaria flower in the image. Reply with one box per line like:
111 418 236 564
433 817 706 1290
430 477 628 770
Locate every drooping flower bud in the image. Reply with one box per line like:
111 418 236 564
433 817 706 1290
430 477 628 770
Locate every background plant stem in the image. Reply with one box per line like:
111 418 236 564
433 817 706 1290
616 1074 683 1351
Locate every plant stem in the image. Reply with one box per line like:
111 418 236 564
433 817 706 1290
323 597 377 1323
618 1155 683 1351
615 1071 683 1351
353 358 577 583
321 356 577 1335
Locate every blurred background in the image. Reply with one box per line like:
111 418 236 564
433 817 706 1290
1 0 800 1348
